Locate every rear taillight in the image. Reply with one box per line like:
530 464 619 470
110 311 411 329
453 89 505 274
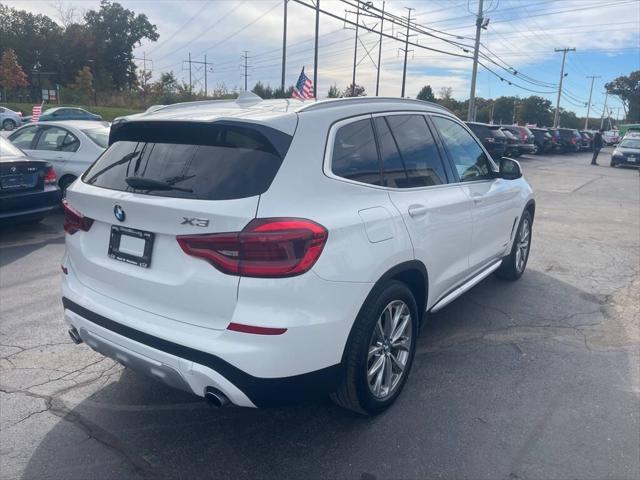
570 138 576 144
44 166 57 185
62 200 94 235
177 218 328 278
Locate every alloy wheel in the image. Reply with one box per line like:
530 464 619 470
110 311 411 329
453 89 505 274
515 218 531 273
367 300 413 399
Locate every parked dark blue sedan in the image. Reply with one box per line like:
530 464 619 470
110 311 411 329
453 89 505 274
22 107 103 124
0 137 60 224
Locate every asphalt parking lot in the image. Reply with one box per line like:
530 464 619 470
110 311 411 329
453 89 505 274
1 148 638 480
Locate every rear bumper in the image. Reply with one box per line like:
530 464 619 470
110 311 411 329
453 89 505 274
0 187 60 221
63 298 342 407
518 143 537 154
611 155 639 166
61 257 372 407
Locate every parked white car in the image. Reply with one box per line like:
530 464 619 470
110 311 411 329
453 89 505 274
62 95 535 414
0 106 22 131
8 120 109 192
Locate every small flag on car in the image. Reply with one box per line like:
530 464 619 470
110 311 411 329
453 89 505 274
292 67 315 100
32 104 42 123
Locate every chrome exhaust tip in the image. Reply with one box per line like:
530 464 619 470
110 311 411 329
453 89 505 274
68 327 83 345
205 387 229 408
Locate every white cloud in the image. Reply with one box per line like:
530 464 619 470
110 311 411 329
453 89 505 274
3 0 638 111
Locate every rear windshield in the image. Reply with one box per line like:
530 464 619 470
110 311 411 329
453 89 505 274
83 128 109 148
620 139 640 149
82 121 292 200
0 137 25 158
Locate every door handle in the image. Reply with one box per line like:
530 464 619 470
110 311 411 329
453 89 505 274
471 193 484 204
408 204 428 217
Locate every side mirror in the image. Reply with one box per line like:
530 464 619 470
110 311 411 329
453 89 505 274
499 157 522 180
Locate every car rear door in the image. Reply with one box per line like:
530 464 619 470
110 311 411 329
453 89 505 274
431 115 520 271
375 113 473 303
28 125 79 174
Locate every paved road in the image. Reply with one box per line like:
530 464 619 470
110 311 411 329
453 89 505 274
1 150 638 480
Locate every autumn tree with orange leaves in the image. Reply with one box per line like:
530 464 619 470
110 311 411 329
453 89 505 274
0 49 28 101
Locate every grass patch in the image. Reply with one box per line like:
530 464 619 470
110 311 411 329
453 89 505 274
1 103 142 121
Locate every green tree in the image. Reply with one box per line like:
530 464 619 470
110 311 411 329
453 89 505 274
344 83 366 97
558 109 581 129
59 24 95 86
252 81 275 99
605 71 640 122
434 87 462 115
492 96 518 124
151 72 179 104
71 66 94 97
0 49 28 101
416 85 435 102
84 1 159 90
0 4 63 88
519 96 553 126
273 85 294 99
327 84 342 98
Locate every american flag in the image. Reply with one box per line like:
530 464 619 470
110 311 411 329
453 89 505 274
32 104 43 123
292 67 314 100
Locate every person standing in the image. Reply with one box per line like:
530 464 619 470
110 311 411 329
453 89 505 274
591 129 604 165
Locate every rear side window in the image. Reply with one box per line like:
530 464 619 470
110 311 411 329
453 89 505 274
331 118 382 186
82 122 291 200
376 115 447 188
9 126 38 149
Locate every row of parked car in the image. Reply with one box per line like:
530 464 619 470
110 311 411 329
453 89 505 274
0 107 109 225
465 122 602 159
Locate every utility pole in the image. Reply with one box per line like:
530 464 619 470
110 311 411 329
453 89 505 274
204 55 208 97
134 52 153 105
241 51 250 91
188 52 192 96
600 91 608 130
313 0 319 98
281 0 287 93
351 1 360 96
400 7 414 98
375 1 385 96
512 99 517 124
553 47 575 128
584 75 600 130
468 0 485 122
183 56 212 97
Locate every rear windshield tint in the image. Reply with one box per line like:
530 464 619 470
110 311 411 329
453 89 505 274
82 121 292 200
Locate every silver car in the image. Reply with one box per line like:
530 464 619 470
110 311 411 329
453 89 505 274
8 120 109 193
0 106 23 131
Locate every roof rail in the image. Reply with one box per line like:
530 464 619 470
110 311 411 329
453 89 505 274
297 97 453 114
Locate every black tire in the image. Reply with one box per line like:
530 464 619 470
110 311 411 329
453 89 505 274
495 210 533 281
331 280 418 415
2 119 17 131
610 159 616 167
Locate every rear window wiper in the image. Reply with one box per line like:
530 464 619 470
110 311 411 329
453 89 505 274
125 176 193 193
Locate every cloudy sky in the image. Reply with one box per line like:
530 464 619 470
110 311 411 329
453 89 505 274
6 0 640 117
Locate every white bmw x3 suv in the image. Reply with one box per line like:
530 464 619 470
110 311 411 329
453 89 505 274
62 95 535 414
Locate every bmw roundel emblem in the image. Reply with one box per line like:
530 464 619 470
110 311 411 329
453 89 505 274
113 205 126 222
